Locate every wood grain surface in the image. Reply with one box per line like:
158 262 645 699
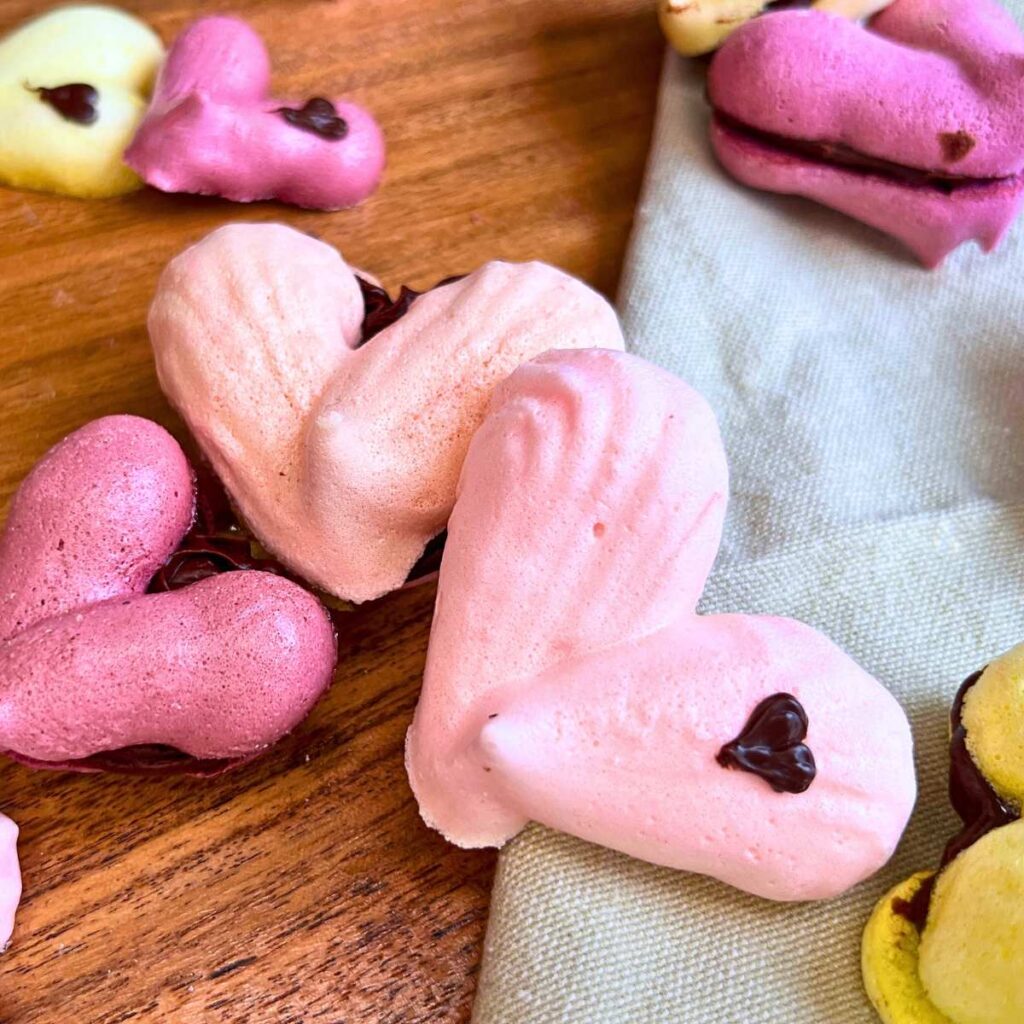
0 1 661 1020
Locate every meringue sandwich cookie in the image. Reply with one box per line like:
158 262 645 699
0 814 19 952
863 644 1024 1024
0 416 337 774
659 0 893 58
148 223 626 604
125 16 384 209
0 5 164 197
406 349 916 901
707 0 1024 267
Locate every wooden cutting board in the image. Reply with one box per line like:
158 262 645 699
0 1 661 1020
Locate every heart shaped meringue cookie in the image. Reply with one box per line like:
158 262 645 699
707 0 1024 266
124 16 384 209
148 223 625 604
0 5 164 197
406 349 916 901
0 415 337 773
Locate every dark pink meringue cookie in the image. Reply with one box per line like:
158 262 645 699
0 572 336 765
124 16 385 210
707 0 1024 266
0 415 193 642
0 416 337 773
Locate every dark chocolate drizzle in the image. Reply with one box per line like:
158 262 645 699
891 876 936 933
892 666 1021 931
149 462 286 594
277 97 348 140
29 82 98 125
713 113 1009 195
355 275 466 345
716 692 816 794
943 669 1019 866
6 744 241 778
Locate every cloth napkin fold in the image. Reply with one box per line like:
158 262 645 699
472 12 1024 1022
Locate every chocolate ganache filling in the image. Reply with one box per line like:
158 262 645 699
34 276 457 776
356 275 466 345
716 692 816 794
713 112 1001 195
892 667 1021 930
30 83 99 125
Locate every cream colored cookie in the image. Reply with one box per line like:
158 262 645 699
659 0 894 58
0 5 164 197
961 643 1024 809
920 821 1024 1024
862 872 951 1024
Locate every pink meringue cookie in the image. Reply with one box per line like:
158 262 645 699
148 223 626 604
0 814 20 952
707 0 1024 266
124 16 384 209
0 415 337 773
405 349 916 901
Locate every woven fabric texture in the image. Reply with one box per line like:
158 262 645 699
473 10 1024 1022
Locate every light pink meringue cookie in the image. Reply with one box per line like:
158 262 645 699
0 814 20 952
0 415 337 771
124 16 385 209
406 349 916 901
148 223 626 604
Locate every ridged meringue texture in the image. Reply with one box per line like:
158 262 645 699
124 16 384 209
863 642 1024 1024
0 5 164 197
659 0 892 58
0 416 337 772
0 814 19 952
148 223 626 604
707 0 1024 267
406 349 916 902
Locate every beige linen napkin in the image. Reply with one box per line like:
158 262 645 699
472 8 1024 1022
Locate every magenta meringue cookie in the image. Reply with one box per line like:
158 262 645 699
0 415 337 774
406 349 916 901
124 16 385 209
707 0 1024 267
0 814 20 952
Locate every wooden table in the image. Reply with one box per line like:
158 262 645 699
0 1 661 1019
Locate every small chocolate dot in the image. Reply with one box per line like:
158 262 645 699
29 82 99 125
277 97 348 140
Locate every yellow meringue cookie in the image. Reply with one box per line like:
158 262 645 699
961 644 1024 809
658 0 894 58
862 872 952 1024
0 5 164 197
920 820 1024 1024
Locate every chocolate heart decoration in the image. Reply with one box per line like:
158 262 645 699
716 692 816 794
124 16 384 209
148 223 625 604
0 416 337 775
707 0 1024 266
406 349 916 901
